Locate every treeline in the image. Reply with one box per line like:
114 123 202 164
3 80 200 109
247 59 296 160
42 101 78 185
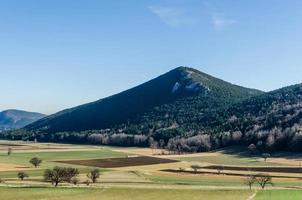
2 122 302 153
0 130 148 147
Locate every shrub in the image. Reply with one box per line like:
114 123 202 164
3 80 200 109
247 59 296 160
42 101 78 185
17 172 29 181
29 157 42 168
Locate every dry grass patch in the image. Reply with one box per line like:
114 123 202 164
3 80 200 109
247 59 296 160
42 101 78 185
0 163 30 172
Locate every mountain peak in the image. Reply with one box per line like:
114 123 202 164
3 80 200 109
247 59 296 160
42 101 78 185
25 67 262 133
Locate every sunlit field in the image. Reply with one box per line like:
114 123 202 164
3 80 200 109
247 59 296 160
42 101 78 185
0 187 253 200
0 140 302 200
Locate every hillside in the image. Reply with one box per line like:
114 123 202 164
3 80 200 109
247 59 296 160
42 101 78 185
0 110 46 131
215 83 302 151
4 67 302 153
24 67 262 133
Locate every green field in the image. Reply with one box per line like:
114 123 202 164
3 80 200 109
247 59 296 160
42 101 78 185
0 144 128 178
255 190 302 200
0 187 253 200
0 148 127 166
145 173 243 186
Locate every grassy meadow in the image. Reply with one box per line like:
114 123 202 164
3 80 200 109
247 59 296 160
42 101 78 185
0 187 253 200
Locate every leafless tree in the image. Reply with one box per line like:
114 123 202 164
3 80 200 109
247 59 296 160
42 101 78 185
7 147 12 156
256 174 273 189
244 175 256 190
44 167 79 187
262 153 271 162
87 169 100 183
191 165 202 174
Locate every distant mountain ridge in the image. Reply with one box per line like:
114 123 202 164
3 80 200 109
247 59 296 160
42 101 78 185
25 67 263 133
0 109 46 131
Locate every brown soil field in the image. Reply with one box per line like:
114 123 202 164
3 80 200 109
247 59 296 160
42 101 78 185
161 169 299 179
201 165 302 173
56 156 178 168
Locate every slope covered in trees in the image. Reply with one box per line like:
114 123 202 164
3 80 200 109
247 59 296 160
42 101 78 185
24 67 262 133
4 67 302 153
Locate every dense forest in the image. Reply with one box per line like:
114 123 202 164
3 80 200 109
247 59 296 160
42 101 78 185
2 67 302 153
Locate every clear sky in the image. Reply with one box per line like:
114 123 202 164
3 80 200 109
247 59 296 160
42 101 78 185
1 0 302 114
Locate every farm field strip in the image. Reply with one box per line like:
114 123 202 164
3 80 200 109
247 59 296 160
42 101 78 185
55 156 178 168
176 154 289 166
161 168 302 179
255 190 302 200
0 187 254 200
201 165 302 174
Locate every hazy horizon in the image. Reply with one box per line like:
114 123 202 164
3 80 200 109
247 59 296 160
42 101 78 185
1 0 302 114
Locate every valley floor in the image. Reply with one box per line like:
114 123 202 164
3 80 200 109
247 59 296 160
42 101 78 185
0 140 302 199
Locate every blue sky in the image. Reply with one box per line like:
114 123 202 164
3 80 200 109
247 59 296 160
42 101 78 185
1 0 302 114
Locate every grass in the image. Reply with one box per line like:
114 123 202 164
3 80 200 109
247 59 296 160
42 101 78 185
0 187 253 200
255 190 302 200
0 145 128 178
177 154 284 166
144 172 244 186
0 148 127 166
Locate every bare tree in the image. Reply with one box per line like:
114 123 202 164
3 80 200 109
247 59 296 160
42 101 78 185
244 175 256 190
256 174 273 189
262 153 271 162
87 169 100 183
44 167 79 187
7 147 12 156
83 180 90 186
149 138 158 155
217 166 224 175
178 167 184 173
64 168 79 183
191 165 202 174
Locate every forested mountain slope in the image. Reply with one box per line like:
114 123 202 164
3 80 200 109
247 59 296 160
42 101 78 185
5 67 302 153
24 67 262 133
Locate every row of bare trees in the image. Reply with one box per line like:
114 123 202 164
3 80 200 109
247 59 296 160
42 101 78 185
244 174 273 190
188 165 273 190
0 153 100 187
0 167 100 187
44 167 100 187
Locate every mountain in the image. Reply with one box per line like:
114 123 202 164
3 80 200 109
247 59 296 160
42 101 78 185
0 110 46 131
4 67 302 153
25 67 262 133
